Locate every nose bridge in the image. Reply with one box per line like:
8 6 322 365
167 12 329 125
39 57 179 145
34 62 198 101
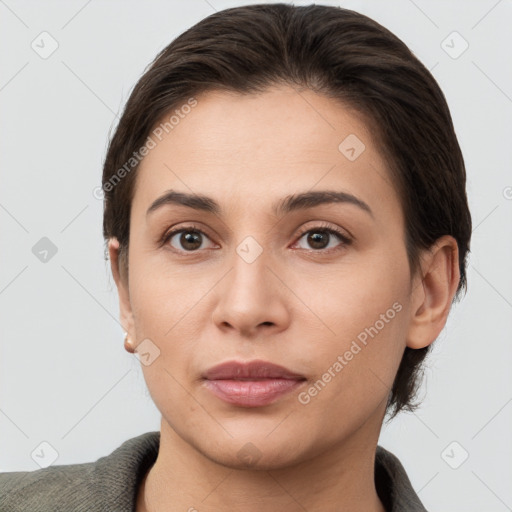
226 203 275 276
211 225 289 334
235 232 266 267
229 231 274 300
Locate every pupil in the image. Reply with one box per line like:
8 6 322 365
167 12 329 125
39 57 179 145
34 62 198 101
181 231 201 250
308 231 328 249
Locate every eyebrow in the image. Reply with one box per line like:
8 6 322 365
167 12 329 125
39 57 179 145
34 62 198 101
146 189 373 218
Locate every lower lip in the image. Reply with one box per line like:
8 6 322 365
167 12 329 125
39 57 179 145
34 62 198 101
203 378 305 407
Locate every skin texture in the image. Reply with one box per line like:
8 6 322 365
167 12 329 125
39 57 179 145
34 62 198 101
108 85 460 512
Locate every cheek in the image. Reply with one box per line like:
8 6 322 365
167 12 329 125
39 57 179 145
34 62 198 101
298 241 409 341
127 254 217 396
128 248 206 336
292 246 411 403
129 266 205 423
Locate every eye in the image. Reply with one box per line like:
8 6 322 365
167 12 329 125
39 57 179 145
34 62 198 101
293 223 352 252
162 225 216 252
161 222 352 254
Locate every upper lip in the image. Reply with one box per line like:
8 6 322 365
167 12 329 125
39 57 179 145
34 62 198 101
203 359 306 380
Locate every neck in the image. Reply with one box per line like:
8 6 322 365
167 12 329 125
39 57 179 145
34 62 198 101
137 412 387 512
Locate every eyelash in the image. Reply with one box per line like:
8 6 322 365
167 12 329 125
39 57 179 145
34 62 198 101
160 222 352 255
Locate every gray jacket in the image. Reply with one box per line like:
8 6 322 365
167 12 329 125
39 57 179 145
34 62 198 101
0 431 428 511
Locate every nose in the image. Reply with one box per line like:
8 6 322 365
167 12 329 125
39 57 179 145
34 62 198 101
211 247 290 338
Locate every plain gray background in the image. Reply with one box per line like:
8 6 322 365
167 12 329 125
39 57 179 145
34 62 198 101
1 0 511 510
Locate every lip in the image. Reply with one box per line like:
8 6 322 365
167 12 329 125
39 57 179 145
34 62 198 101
203 359 305 380
202 359 306 407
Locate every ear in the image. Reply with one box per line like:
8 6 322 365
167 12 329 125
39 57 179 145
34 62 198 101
108 238 136 344
406 235 460 349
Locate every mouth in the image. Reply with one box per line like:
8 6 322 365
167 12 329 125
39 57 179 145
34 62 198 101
202 359 307 408
203 359 306 380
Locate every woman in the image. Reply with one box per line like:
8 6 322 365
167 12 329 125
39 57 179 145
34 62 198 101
0 3 471 511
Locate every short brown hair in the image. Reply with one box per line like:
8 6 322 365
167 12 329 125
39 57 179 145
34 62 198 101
102 3 472 420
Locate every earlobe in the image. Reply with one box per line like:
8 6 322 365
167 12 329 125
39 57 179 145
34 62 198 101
406 235 460 350
108 238 136 347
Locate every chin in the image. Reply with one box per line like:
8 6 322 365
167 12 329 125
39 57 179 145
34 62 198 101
206 446 303 471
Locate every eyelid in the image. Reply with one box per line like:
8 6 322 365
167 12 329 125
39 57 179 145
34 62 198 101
160 223 215 250
294 221 352 243
290 222 352 254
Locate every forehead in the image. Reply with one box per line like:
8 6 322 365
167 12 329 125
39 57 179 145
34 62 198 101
132 85 400 221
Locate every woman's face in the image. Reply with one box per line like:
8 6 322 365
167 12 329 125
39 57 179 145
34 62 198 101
113 85 425 468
